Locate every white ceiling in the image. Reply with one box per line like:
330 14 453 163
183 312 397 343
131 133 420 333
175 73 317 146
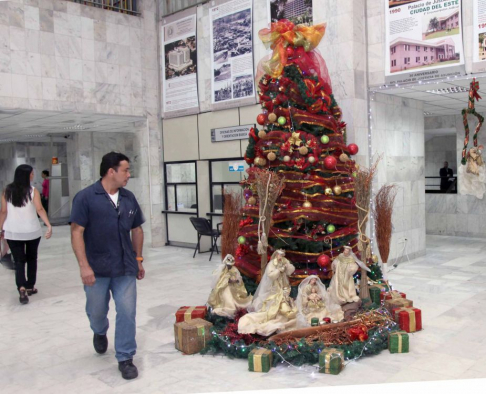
0 109 145 144
369 74 486 117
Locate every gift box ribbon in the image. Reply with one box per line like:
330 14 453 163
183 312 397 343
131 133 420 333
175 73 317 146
402 309 416 332
323 348 343 373
184 307 196 321
390 332 404 352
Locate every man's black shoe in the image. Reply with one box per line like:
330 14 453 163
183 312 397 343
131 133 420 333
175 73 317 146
93 334 108 354
118 359 138 380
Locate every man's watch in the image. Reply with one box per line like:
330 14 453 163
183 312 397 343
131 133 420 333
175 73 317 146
136 257 144 263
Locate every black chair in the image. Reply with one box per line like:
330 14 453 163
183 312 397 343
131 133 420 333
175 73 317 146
190 217 222 261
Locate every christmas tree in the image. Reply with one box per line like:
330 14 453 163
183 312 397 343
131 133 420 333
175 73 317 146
235 20 364 292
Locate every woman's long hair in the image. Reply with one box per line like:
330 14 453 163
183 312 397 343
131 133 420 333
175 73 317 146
5 165 33 207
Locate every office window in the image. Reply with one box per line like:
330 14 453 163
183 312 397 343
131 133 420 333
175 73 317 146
391 59 396 67
416 46 420 51
424 56 428 61
210 159 249 213
416 57 420 62
164 162 197 212
404 44 410 50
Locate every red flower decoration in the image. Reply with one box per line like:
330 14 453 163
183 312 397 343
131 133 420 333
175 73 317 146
239 218 253 228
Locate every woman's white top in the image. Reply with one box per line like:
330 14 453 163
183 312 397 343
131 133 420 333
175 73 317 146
4 187 42 241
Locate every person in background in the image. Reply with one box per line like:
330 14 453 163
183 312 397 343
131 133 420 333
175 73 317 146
0 165 52 304
440 161 453 192
41 170 49 214
70 152 145 380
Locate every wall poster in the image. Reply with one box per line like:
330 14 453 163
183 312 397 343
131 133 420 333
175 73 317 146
209 0 256 110
473 0 486 72
385 0 465 85
268 0 313 24
161 7 199 118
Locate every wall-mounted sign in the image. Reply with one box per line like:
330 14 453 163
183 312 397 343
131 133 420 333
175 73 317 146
211 124 254 142
229 161 246 172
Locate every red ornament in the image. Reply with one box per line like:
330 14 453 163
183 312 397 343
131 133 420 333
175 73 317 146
317 254 331 268
286 46 295 58
256 113 266 125
348 143 359 155
324 155 337 169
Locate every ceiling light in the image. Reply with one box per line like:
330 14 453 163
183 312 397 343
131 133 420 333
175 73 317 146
425 86 469 95
63 124 92 130
424 112 432 115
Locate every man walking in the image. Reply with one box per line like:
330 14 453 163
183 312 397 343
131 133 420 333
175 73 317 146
70 152 145 380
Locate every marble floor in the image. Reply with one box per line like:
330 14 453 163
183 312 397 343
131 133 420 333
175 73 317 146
1 226 486 393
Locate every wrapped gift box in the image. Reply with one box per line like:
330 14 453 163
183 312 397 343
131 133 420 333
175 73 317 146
393 307 422 333
369 283 390 304
248 348 273 372
176 306 207 323
388 331 409 353
380 290 407 302
174 318 213 355
384 298 413 313
319 348 344 375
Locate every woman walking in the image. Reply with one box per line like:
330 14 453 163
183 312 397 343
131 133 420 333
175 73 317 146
0 165 52 304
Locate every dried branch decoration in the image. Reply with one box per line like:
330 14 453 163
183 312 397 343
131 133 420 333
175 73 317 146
221 190 242 259
373 184 398 266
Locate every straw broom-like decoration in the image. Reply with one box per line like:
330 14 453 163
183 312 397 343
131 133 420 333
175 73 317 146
354 159 380 304
221 190 242 259
253 169 285 272
373 184 398 281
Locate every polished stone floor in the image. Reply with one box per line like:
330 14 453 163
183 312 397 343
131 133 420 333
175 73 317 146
0 226 485 393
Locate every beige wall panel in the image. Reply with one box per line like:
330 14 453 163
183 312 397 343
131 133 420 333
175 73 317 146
239 104 262 156
163 115 199 162
198 108 241 160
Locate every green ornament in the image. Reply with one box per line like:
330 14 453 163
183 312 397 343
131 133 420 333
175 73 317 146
326 224 336 233
237 236 246 244
320 135 330 144
352 171 357 178
277 116 286 125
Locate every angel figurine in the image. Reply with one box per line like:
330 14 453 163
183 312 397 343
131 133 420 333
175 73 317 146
459 145 486 199
328 246 370 305
296 275 344 327
207 254 253 318
237 250 298 336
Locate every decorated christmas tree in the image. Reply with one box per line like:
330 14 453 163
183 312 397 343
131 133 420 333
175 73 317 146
235 20 365 291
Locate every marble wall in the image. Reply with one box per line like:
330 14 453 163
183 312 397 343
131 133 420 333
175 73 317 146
370 93 426 262
0 0 165 247
425 135 456 178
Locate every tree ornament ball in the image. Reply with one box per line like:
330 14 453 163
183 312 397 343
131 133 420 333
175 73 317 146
317 254 331 268
267 152 277 161
324 155 337 169
326 224 336 233
299 146 309 155
352 171 357 178
248 196 256 205
324 187 333 195
258 130 267 139
303 201 313 208
268 113 277 122
339 153 350 163
348 143 359 155
333 185 342 195
308 156 316 164
277 116 287 126
283 155 291 162
286 46 295 57
237 236 246 245
372 254 379 263
256 113 266 125
320 135 330 144
255 157 267 166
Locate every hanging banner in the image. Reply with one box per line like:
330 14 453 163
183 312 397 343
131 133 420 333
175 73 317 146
473 0 486 72
385 0 465 85
268 0 313 24
161 8 199 118
209 0 256 110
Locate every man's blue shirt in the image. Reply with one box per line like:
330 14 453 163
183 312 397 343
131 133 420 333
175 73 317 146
70 180 145 278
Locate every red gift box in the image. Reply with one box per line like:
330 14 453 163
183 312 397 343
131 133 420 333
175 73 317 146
392 307 422 333
176 306 207 323
380 290 406 302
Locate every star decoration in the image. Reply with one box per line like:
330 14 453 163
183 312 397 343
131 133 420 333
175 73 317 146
288 132 303 147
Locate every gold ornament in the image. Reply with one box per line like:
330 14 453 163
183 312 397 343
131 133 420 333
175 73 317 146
283 155 291 162
299 146 309 155
333 185 342 195
308 156 316 164
339 153 350 163
254 157 267 166
372 254 379 263
248 196 256 205
267 152 277 161
324 187 333 195
268 113 277 122
288 132 303 147
303 201 312 208
258 130 267 139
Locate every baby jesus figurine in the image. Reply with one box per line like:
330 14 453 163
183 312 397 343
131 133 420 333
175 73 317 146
307 288 324 308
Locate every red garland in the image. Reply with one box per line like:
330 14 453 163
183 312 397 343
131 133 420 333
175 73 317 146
239 217 254 228
236 244 250 257
219 310 264 345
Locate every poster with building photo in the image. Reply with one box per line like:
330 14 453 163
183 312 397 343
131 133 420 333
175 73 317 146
473 0 486 72
385 0 465 84
210 0 256 110
268 0 313 24
161 8 199 118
